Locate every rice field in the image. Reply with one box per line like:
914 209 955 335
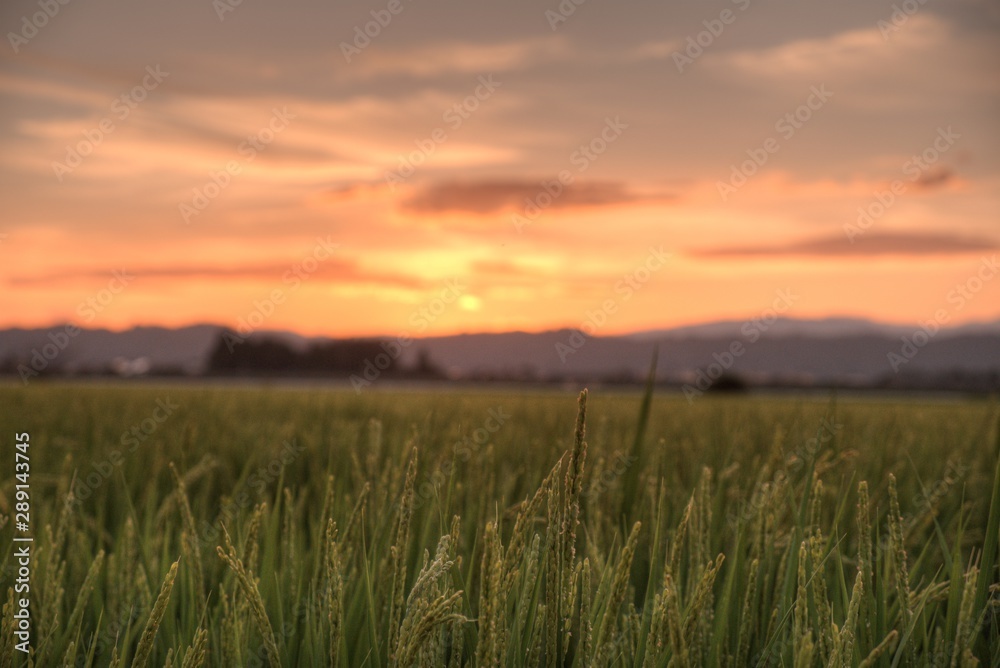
0 383 997 667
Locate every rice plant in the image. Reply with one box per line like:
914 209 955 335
0 383 996 666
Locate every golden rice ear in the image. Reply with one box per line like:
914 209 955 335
888 473 914 664
180 626 209 668
216 527 280 667
133 557 179 668
387 446 419 663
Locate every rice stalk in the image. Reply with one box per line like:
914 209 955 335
132 558 179 668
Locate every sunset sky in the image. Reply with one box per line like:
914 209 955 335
2 0 998 338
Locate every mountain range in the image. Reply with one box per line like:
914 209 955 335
1 317 998 389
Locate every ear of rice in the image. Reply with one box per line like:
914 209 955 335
215 526 281 667
858 629 898 668
593 522 641 665
887 474 913 663
133 558 180 668
59 549 105 663
170 463 206 605
388 446 418 662
180 626 209 668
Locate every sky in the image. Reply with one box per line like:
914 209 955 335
1 0 998 338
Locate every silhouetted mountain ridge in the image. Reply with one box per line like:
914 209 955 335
0 317 998 390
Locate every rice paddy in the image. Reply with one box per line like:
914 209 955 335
0 383 997 666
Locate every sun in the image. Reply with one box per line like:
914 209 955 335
459 295 482 311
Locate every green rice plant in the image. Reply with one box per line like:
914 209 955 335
132 558 178 668
0 384 995 667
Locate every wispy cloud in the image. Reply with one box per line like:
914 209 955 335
690 232 998 258
912 166 956 191
710 14 1000 109
399 179 673 214
8 260 427 289
334 36 572 81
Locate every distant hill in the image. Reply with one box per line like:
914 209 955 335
0 324 222 375
1 317 998 389
391 327 1000 386
629 316 1000 341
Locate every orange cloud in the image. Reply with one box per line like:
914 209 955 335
399 179 674 214
8 259 428 290
690 232 998 259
